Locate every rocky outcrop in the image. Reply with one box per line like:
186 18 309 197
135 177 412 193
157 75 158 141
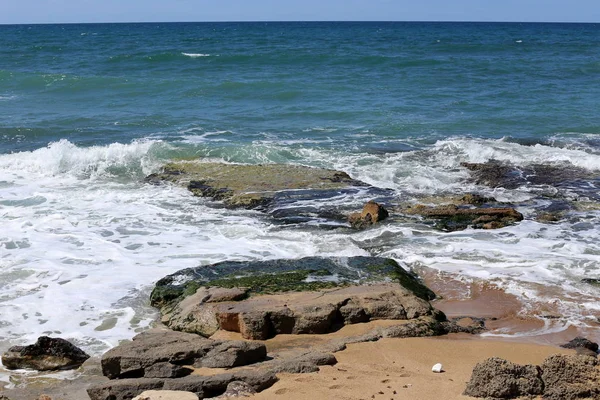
1 336 90 371
541 354 600 400
348 201 389 229
463 357 543 398
464 354 600 399
101 329 267 379
403 204 523 231
150 257 437 339
146 162 367 209
87 370 278 400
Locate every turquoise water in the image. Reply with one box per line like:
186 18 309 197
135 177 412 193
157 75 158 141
1 22 600 363
1 22 599 153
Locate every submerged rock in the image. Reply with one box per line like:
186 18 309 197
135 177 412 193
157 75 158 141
1 336 90 371
403 204 523 231
146 162 366 209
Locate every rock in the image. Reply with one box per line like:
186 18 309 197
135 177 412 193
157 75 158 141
541 354 600 400
463 357 543 398
431 363 443 373
133 390 199 400
87 379 165 400
146 162 368 210
1 336 90 371
208 381 256 398
560 337 599 357
403 204 523 231
266 351 337 374
87 370 277 400
460 160 595 189
101 329 266 380
151 257 437 339
348 201 389 228
165 283 434 340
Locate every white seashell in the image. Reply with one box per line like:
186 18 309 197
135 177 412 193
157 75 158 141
431 363 443 373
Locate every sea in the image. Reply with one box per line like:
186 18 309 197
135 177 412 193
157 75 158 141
1 21 600 371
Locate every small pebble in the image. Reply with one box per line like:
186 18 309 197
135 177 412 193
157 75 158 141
432 363 443 373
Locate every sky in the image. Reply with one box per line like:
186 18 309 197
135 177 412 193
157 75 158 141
1 0 599 24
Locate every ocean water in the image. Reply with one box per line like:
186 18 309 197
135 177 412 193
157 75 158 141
1 21 600 366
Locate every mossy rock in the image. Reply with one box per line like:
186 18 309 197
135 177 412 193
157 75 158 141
150 257 436 310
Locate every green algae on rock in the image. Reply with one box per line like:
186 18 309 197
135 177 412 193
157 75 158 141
150 257 434 310
150 257 438 339
145 161 367 209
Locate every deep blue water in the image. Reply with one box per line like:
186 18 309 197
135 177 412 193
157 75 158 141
1 22 599 153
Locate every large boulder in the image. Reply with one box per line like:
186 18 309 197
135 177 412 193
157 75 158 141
463 357 543 398
101 329 267 380
150 257 436 340
1 336 90 371
541 354 600 400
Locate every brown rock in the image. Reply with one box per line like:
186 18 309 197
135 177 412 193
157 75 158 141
349 201 389 228
172 284 434 340
101 329 266 380
541 354 600 400
463 357 543 398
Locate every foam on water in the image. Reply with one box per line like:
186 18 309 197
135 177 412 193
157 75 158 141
0 140 370 359
2 136 600 369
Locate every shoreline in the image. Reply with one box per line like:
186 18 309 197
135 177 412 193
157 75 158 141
1 279 593 400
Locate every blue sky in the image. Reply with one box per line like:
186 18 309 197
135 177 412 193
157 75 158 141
1 0 599 24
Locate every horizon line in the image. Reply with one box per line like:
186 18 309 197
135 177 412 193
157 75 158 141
1 20 599 26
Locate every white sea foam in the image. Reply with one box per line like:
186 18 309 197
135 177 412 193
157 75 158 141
182 53 212 58
1 136 600 375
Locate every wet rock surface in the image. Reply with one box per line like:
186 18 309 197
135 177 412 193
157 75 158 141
1 336 90 371
402 203 523 231
348 201 389 229
145 162 393 228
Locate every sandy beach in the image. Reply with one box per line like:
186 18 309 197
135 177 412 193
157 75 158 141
249 335 574 400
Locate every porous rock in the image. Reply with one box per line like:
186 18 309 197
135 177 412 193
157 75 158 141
463 357 543 398
101 329 266 380
541 354 600 400
1 336 90 371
